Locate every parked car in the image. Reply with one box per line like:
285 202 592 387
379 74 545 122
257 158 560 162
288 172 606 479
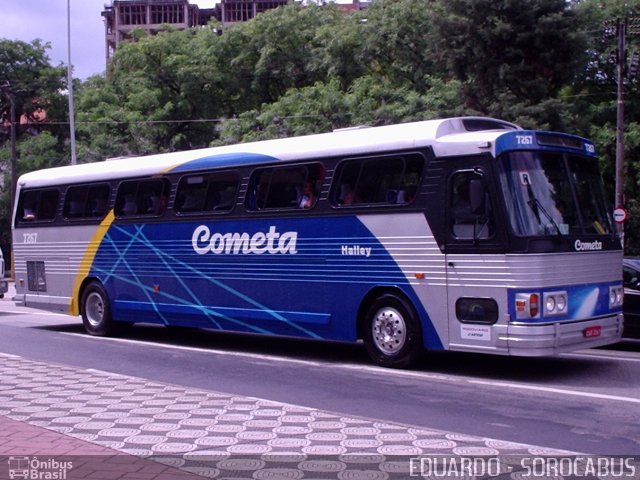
623 258 640 339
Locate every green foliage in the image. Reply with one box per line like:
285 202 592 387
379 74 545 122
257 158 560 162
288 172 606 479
6 0 640 254
0 39 66 126
362 0 438 91
103 27 224 152
430 0 587 124
571 0 640 254
0 39 68 261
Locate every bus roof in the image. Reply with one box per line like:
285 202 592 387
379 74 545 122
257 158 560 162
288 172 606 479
19 117 519 189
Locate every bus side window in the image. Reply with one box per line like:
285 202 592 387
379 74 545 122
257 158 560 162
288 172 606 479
140 179 169 215
332 154 423 207
88 185 111 217
21 191 38 221
39 190 59 220
115 178 169 218
206 173 239 212
18 189 59 223
246 163 323 211
175 171 238 215
63 184 111 220
115 182 138 217
449 171 494 239
64 186 89 219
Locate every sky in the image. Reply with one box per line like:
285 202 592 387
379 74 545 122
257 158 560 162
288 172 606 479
0 0 218 80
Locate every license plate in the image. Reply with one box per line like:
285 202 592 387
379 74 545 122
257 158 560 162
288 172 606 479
583 326 602 338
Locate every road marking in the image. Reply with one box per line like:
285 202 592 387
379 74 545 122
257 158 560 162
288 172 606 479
563 351 640 363
336 363 453 381
61 333 640 405
468 379 640 404
0 352 22 359
61 332 326 367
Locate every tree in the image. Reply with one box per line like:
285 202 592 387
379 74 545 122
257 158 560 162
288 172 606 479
103 27 225 153
569 0 640 254
0 39 67 266
0 39 67 132
212 4 342 113
351 0 438 93
430 0 587 127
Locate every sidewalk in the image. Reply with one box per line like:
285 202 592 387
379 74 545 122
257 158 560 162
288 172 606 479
0 416 200 480
0 351 574 480
0 288 577 478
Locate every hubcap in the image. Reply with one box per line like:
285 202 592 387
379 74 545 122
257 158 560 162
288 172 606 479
85 292 104 327
372 307 406 355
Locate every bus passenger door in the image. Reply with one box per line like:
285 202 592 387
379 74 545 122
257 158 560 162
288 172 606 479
444 165 508 354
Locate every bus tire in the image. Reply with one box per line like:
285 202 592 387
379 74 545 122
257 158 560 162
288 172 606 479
81 282 115 336
363 294 422 368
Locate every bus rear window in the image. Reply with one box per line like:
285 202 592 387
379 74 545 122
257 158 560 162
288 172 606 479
175 171 239 215
332 153 424 206
17 189 59 223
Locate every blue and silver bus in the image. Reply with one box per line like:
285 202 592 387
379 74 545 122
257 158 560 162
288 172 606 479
12 117 623 367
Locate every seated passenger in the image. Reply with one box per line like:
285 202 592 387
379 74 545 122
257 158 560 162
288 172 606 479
23 207 36 221
121 195 137 215
298 181 315 209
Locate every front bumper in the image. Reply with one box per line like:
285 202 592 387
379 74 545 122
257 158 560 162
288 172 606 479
501 313 623 356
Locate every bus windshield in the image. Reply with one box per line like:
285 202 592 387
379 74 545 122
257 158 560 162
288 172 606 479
497 151 613 237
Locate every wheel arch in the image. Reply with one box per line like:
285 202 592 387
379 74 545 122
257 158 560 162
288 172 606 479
74 276 104 316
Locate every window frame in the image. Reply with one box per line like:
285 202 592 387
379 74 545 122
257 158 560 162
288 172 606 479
63 183 112 221
16 188 61 225
330 152 425 208
245 162 325 212
114 177 171 218
174 170 240 216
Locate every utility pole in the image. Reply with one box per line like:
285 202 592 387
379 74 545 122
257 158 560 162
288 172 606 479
67 0 77 165
615 18 625 223
604 17 640 241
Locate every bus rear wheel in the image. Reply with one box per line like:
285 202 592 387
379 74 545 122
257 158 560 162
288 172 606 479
363 294 422 368
81 282 115 336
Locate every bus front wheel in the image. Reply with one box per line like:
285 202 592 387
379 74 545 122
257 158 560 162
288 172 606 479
81 282 115 336
363 294 422 368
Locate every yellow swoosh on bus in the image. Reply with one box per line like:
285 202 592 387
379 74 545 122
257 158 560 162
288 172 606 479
68 210 116 315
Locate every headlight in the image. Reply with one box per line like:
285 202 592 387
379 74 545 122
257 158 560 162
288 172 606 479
543 291 568 317
609 285 624 308
546 296 556 312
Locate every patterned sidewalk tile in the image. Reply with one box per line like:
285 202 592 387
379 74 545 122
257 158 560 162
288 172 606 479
0 353 573 478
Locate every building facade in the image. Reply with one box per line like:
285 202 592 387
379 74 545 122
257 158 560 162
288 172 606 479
102 0 220 61
218 0 287 24
102 0 366 63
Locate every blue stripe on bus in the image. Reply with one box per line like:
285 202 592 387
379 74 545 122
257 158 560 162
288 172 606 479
171 152 279 172
88 216 443 348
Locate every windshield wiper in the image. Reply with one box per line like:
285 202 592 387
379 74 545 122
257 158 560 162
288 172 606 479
525 182 564 237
